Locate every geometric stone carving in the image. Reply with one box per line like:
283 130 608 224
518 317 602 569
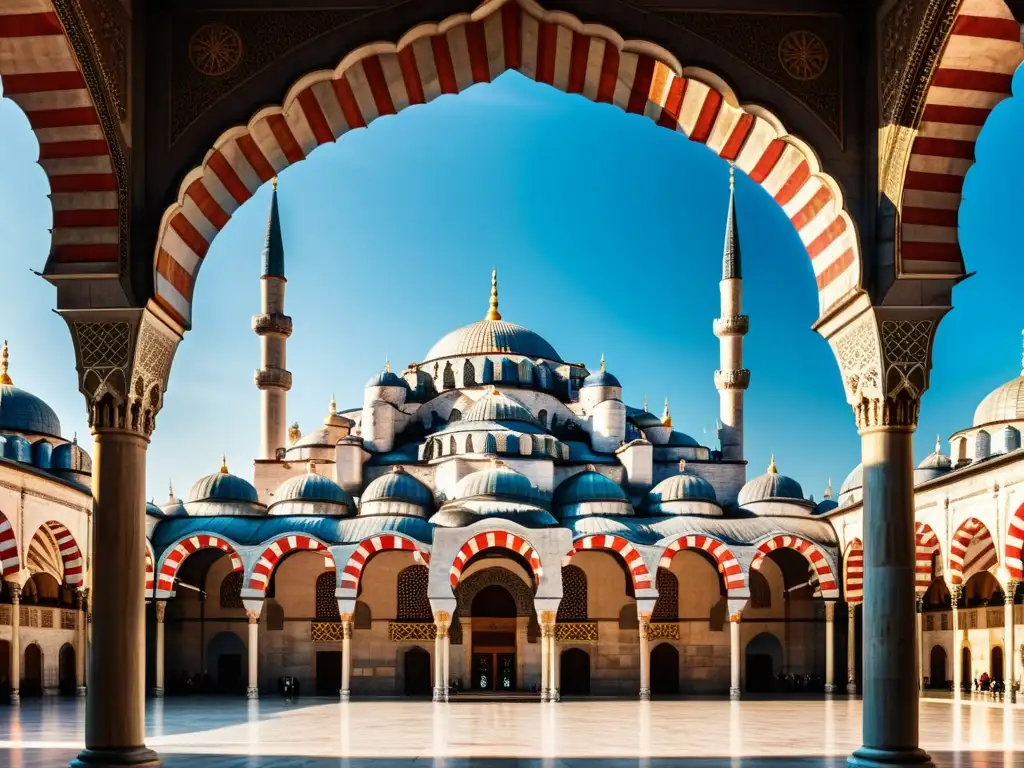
388 622 437 642
189 24 243 77
778 31 828 81
555 622 598 642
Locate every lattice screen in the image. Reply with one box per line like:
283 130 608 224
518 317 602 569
557 566 588 622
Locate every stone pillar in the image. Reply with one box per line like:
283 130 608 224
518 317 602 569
952 585 962 696
638 612 651 701
152 600 166 697
246 609 260 699
916 596 924 691
848 423 933 768
76 589 87 695
1005 582 1017 687
73 427 160 768
9 582 20 703
340 614 352 700
432 611 450 702
729 609 742 698
824 601 836 693
441 622 450 703
539 611 555 701
550 633 560 702
847 603 858 695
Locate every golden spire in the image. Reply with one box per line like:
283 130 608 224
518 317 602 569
272 176 278 191
824 478 833 499
600 353 606 373
768 453 777 474
935 434 942 454
220 454 229 474
384 357 391 373
485 269 502 321
662 397 672 428
329 394 337 414
0 340 12 386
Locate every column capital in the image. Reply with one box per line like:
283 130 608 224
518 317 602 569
848 601 858 619
246 610 260 625
154 599 166 623
824 601 836 621
8 581 21 603
950 584 963 606
729 611 743 623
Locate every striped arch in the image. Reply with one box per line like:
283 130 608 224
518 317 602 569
0 511 19 578
900 0 1023 275
450 531 542 590
844 538 863 605
657 534 743 592
571 534 652 591
340 534 426 591
156 534 244 593
0 1 124 266
916 522 942 592
145 542 155 595
949 517 998 585
34 521 83 588
249 534 334 592
153 0 864 330
750 535 839 600
1004 501 1024 580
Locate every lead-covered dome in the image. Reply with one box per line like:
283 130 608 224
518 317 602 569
554 467 632 518
431 460 557 527
738 456 805 506
452 463 548 506
916 437 952 485
187 458 264 516
0 342 61 437
462 389 540 426
366 365 408 389
649 463 717 504
360 465 434 517
582 356 620 389
974 373 1024 427
269 467 355 515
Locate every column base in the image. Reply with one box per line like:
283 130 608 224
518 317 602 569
639 688 650 701
540 689 549 702
10 691 19 703
339 690 350 701
70 746 161 768
848 747 934 768
550 689 559 702
76 686 87 697
432 687 442 702
729 687 741 699
847 682 857 695
825 684 837 694
246 687 259 700
151 687 164 699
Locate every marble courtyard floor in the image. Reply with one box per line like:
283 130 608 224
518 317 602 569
0 695 1022 767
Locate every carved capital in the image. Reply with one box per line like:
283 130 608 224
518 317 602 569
246 610 260 625
539 610 556 627
848 602 858 620
154 600 167 623
824 601 836 622
728 611 742 624
63 308 181 437
8 582 21 603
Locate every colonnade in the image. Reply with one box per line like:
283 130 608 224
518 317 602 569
942 579 1020 694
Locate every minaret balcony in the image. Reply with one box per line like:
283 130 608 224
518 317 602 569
713 315 749 337
254 366 293 390
715 369 750 390
252 313 293 337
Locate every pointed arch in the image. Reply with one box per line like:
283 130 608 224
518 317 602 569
916 522 942 592
30 522 83 588
248 534 334 593
340 534 427 591
155 534 244 594
750 535 838 600
145 541 155 595
450 530 543 589
950 517 998 585
1004 502 1024 580
657 534 744 592
569 534 651 591
152 0 865 329
0 510 20 578
844 538 863 605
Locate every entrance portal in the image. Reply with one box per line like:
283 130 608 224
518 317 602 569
560 649 590 695
23 644 42 697
650 644 680 695
929 645 947 688
745 632 783 693
404 647 432 696
470 583 518 692
316 651 341 696
58 643 75 696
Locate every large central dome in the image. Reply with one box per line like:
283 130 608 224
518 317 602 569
422 271 561 363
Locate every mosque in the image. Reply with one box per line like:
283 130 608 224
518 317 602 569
1 175 1023 703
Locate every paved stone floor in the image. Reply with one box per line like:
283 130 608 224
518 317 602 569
0 695 1022 767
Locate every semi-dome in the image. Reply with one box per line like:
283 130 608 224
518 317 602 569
145 501 164 518
738 456 805 505
974 370 1024 427
422 271 561 363
452 462 549 506
360 465 434 517
840 463 863 496
366 363 407 389
462 389 540 426
582 356 620 389
269 466 355 515
648 463 717 504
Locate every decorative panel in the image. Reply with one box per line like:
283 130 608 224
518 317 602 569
389 621 437 642
310 621 345 643
647 622 681 641
555 622 598 642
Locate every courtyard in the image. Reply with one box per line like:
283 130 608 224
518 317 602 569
0 696 1020 767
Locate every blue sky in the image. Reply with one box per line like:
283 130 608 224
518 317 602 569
0 69 1022 501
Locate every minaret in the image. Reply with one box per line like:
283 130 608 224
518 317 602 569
252 178 293 460
713 165 750 462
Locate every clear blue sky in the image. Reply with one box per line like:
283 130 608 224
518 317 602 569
0 69 1021 502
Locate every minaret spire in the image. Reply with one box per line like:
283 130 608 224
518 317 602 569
824 478 833 499
662 397 673 428
485 269 502 321
600 353 606 373
713 163 750 473
253 179 293 461
0 340 11 385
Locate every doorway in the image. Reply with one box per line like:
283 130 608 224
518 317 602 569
650 643 680 695
23 644 42 696
58 644 75 696
470 582 518 692
961 646 972 691
992 646 1004 682
559 648 590 695
745 632 783 693
206 631 246 694
316 651 342 696
929 645 947 688
404 646 432 696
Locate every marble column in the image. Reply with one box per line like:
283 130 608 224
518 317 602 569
340 614 352 700
916 596 924 691
72 429 159 768
76 590 87 695
952 585 962 696
152 600 166 697
848 426 933 768
540 623 551 701
9 582 20 703
550 632 560 702
846 603 858 695
638 612 651 701
1005 581 1016 687
246 608 260 699
729 610 742 699
441 623 450 703
432 612 449 702
824 601 836 693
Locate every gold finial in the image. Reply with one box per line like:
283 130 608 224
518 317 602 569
272 176 278 191
824 477 833 499
390 464 405 474
935 434 942 454
288 422 301 443
585 463 596 472
728 162 735 192
168 479 175 502
330 394 337 414
220 454 229 474
384 357 391 373
600 353 606 373
662 397 672 428
485 269 502 321
768 453 777 474
0 340 12 386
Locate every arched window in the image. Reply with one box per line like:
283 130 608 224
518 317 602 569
449 408 461 423
220 572 243 609
315 572 340 621
557 565 588 622
422 441 434 461
443 362 455 390
518 359 533 383
463 359 476 387
464 434 475 453
482 358 494 383
500 358 517 381
354 601 372 629
396 566 433 622
750 570 771 609
538 409 548 427
652 570 679 622
449 436 457 455
484 434 498 453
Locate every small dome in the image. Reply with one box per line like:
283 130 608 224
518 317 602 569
51 441 91 473
145 501 163 518
189 458 259 504
161 498 187 517
918 437 952 472
452 462 549 506
974 373 1024 427
582 356 620 389
738 455 805 505
555 469 628 505
840 463 863 496
462 389 540 426
667 431 700 447
366 364 407 389
273 470 354 506
362 465 434 507
0 385 61 437
648 464 717 504
814 498 838 515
